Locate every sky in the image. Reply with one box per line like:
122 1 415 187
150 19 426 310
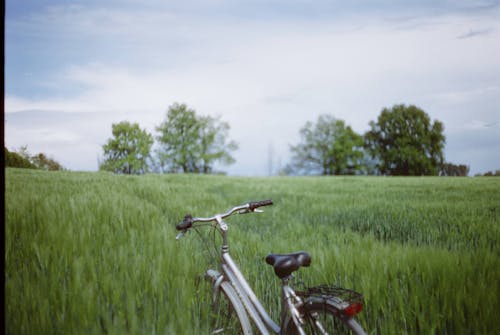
5 0 500 176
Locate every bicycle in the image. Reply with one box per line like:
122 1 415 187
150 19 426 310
176 199 367 335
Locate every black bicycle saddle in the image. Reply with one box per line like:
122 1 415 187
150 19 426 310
265 251 311 279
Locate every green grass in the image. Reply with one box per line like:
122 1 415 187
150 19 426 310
5 168 500 334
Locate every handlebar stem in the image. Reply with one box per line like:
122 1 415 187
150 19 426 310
215 215 228 232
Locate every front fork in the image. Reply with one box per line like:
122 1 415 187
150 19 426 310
205 269 224 307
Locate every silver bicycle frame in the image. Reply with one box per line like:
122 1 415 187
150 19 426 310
186 203 366 335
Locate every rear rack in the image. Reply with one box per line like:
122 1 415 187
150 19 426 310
296 284 364 317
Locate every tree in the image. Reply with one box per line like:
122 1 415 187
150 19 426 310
440 163 469 177
31 153 65 171
155 103 202 173
364 104 445 176
4 147 37 169
100 121 153 174
155 103 238 173
288 115 365 175
5 146 64 170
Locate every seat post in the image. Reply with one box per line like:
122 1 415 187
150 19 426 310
280 277 305 332
281 275 292 286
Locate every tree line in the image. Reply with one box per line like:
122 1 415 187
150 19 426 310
285 104 455 176
6 103 492 176
99 102 472 176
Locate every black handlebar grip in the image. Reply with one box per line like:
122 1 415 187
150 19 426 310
176 214 193 231
248 199 273 211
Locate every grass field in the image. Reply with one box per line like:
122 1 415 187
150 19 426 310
5 168 500 334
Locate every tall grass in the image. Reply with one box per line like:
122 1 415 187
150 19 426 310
5 169 500 334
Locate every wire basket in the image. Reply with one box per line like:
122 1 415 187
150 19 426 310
296 284 364 316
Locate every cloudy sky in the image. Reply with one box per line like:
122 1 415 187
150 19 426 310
5 0 500 175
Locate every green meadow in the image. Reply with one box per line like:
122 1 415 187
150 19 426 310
5 168 500 334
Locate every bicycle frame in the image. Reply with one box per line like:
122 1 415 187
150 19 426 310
205 215 305 335
178 200 366 335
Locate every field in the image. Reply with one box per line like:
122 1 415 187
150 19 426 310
5 168 500 334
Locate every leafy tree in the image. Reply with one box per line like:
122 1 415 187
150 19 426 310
365 104 445 176
288 115 365 175
100 121 154 174
4 147 37 169
156 103 238 173
155 103 202 173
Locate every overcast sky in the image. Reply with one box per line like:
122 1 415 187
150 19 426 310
5 0 500 175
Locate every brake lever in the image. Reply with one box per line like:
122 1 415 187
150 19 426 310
176 230 187 240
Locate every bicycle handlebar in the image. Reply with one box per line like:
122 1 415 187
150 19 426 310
248 199 273 211
175 199 273 232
